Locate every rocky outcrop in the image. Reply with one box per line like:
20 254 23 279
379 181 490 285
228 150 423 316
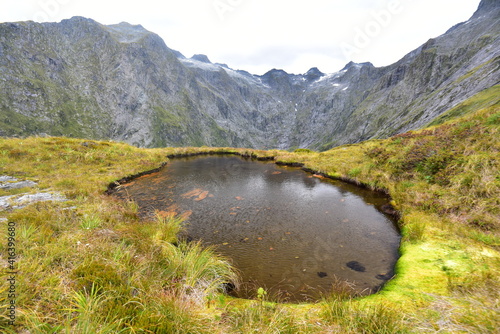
0 0 499 150
0 176 66 210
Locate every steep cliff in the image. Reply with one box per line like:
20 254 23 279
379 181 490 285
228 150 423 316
0 0 499 149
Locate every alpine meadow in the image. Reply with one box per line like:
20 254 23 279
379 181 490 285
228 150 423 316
0 0 499 333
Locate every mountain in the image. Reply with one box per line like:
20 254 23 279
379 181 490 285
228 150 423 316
0 1 499 150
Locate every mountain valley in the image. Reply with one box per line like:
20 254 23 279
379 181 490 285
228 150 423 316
0 0 499 150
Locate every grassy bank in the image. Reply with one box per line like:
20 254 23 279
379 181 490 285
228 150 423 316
0 89 499 332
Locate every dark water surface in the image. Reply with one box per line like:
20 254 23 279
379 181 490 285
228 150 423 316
113 155 401 301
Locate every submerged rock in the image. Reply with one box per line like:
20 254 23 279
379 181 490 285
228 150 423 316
376 273 393 280
381 204 397 216
317 271 328 278
346 261 366 272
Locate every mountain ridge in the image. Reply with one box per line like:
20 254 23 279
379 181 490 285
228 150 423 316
0 0 499 150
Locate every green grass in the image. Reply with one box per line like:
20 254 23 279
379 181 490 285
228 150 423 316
0 87 499 332
322 296 408 333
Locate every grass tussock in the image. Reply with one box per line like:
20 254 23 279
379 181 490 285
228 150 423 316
0 87 499 332
322 296 408 334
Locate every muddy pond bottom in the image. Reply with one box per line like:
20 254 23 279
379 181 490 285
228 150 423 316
113 155 401 302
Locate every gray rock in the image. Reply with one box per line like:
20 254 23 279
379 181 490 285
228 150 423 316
0 180 37 190
0 195 13 210
13 192 66 207
0 176 17 182
0 192 66 211
191 54 211 63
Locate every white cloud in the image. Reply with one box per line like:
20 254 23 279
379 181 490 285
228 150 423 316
0 0 482 74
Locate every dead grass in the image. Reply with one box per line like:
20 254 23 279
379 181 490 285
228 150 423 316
0 87 499 332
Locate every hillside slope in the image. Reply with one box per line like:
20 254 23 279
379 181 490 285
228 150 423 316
0 0 499 149
0 85 498 332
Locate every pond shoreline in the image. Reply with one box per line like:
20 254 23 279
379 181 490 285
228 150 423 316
106 150 400 221
109 153 402 301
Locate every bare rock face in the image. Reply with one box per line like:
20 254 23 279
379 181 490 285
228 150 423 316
0 176 67 211
0 179 37 190
0 0 499 150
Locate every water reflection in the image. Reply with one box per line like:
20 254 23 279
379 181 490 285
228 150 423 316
112 155 401 301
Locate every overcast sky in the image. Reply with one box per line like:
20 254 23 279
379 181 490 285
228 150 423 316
1 0 481 75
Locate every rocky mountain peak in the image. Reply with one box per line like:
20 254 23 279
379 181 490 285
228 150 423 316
105 21 151 43
191 54 211 63
61 16 97 25
259 69 294 89
340 61 374 72
261 68 288 77
469 0 500 21
476 0 499 13
305 67 324 81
